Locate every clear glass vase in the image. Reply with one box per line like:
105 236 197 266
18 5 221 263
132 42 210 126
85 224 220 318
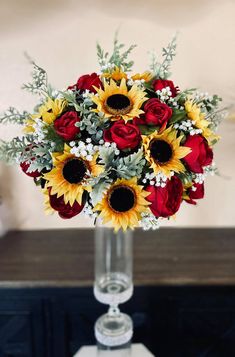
94 219 133 351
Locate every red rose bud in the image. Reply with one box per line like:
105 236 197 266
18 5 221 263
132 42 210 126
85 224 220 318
185 183 204 205
54 111 80 141
143 98 172 127
146 176 183 217
68 73 102 93
183 135 213 173
104 120 141 150
20 161 41 178
49 191 84 219
152 79 178 97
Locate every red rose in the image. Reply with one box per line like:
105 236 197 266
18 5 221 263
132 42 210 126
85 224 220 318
104 120 141 150
132 116 145 126
68 73 102 93
20 161 41 178
48 190 84 219
183 135 213 173
152 79 178 97
146 176 183 217
54 111 80 141
143 98 172 128
185 183 204 205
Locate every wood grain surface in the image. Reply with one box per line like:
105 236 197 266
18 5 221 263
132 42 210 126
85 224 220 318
0 228 234 287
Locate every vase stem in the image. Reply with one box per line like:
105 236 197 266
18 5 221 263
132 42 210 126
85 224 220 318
94 220 133 348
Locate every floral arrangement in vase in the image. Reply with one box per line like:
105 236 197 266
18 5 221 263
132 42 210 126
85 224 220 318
0 35 226 231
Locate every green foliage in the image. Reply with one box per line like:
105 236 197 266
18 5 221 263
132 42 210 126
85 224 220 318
207 108 227 131
25 144 53 173
44 125 64 152
178 172 193 185
149 34 178 79
78 111 110 143
22 54 49 96
99 146 146 180
60 90 80 111
114 148 146 179
90 177 112 206
0 107 29 125
99 145 117 168
0 135 34 164
196 94 222 112
204 164 219 176
169 109 187 124
97 31 136 72
174 88 197 104
138 125 158 135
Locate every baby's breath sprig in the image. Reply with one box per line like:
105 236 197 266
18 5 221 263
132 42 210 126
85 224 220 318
140 212 160 231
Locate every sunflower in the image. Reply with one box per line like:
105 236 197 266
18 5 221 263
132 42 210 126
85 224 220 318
43 189 54 215
131 71 153 82
32 97 67 125
185 99 219 144
142 127 191 177
23 118 36 134
94 177 150 231
91 78 147 122
43 144 103 205
102 66 127 81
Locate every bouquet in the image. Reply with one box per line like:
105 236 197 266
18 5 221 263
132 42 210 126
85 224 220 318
0 35 226 231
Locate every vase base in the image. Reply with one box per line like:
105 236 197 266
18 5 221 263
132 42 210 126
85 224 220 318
95 311 133 347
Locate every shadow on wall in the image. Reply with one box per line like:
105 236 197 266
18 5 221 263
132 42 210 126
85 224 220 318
0 0 67 33
0 164 21 233
94 0 231 26
0 0 232 33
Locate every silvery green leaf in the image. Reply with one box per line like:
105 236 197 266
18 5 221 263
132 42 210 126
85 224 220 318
0 135 34 164
97 31 136 73
0 107 29 125
90 179 111 206
99 145 116 167
114 148 146 179
22 55 49 96
149 34 178 79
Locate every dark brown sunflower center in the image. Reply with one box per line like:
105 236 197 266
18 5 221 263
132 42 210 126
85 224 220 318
150 139 173 163
109 185 136 213
63 158 87 184
105 94 132 115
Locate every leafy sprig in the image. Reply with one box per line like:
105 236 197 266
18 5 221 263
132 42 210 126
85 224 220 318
114 148 146 179
0 135 34 164
149 34 178 79
22 54 49 96
25 144 53 173
89 172 112 206
0 107 29 125
97 32 136 72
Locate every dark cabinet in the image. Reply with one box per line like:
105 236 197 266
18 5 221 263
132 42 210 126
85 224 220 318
0 287 235 357
0 298 45 357
0 229 235 356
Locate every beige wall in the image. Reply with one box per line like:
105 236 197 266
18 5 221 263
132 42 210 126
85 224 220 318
0 0 234 230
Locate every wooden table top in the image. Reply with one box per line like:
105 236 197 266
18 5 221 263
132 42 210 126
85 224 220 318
0 228 234 288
